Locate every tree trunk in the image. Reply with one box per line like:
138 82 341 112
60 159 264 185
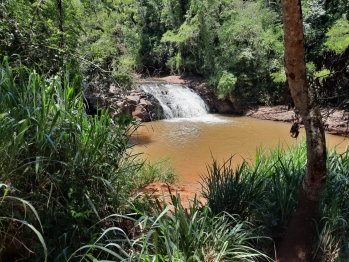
277 0 327 261
57 0 63 33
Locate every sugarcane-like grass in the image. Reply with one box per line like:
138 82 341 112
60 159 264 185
0 57 140 260
72 192 272 262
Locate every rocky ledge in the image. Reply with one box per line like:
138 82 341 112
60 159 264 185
85 84 163 122
245 105 349 136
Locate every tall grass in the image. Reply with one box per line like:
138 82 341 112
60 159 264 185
202 142 349 261
0 183 47 262
201 142 306 236
0 57 140 260
201 159 268 221
72 192 272 261
135 157 179 187
254 144 306 233
314 149 349 261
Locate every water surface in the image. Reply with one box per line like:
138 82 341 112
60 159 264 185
131 115 349 183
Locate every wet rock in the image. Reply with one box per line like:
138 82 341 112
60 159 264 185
84 81 166 123
132 105 147 120
121 103 136 115
139 98 150 106
126 95 140 105
244 106 349 136
113 92 163 122
244 106 295 122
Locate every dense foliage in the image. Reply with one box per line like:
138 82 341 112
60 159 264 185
1 0 349 261
1 0 348 105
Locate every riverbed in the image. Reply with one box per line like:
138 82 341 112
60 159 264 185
130 115 349 183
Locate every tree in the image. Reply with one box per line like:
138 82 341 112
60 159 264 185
277 0 327 261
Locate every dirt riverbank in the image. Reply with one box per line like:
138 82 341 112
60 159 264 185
140 182 205 209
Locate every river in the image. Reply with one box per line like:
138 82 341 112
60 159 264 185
130 115 349 183
130 83 349 183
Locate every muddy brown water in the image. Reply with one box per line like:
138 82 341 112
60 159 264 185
130 115 349 183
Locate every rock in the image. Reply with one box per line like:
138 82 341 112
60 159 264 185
84 82 165 122
115 92 163 122
126 95 140 105
244 106 296 122
121 103 136 115
139 98 150 106
147 103 154 111
132 105 147 120
243 106 349 136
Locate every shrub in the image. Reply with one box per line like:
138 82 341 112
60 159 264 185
201 158 268 221
0 57 140 260
201 142 307 236
72 193 272 261
216 71 237 99
253 144 305 234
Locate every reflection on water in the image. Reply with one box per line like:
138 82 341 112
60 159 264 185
130 115 349 183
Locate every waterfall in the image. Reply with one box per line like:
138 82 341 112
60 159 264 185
139 83 209 119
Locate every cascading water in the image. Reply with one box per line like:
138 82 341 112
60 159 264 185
139 83 209 119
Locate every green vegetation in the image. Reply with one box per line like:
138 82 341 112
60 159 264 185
202 144 305 237
1 0 348 105
0 58 138 261
136 157 179 187
0 184 47 261
1 0 349 261
75 193 271 262
0 59 173 261
202 143 349 261
2 74 349 261
316 150 349 261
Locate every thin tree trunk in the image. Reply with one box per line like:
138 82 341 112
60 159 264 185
277 0 327 261
57 0 64 77
57 0 63 33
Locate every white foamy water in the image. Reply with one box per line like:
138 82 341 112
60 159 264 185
139 83 222 121
163 115 232 124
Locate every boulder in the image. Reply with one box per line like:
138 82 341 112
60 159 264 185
140 98 151 106
84 82 165 122
121 103 136 115
132 105 147 120
126 95 140 105
244 106 295 122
